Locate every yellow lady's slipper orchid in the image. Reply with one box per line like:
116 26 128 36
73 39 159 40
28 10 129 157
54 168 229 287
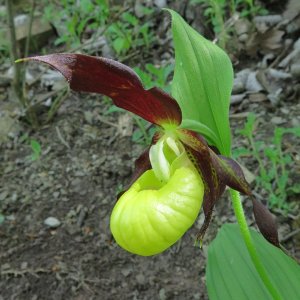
111 137 204 256
20 53 252 256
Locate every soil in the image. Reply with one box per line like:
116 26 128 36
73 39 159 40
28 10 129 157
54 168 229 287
1 91 299 300
1 1 300 300
0 95 211 300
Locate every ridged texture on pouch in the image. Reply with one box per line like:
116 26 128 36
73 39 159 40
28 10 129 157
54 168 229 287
110 167 204 256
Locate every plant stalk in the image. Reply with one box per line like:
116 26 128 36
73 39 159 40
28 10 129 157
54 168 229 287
6 0 39 128
22 0 36 87
46 87 69 123
6 0 24 106
133 115 151 145
230 189 282 300
249 135 267 176
23 0 39 129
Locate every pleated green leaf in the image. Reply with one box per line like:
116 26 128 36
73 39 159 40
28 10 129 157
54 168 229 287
206 224 300 300
167 10 233 155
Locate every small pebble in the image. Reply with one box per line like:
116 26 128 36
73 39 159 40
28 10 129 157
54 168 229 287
121 268 132 277
246 72 263 92
159 288 167 300
291 64 300 78
232 78 245 94
44 217 61 228
53 191 60 199
0 191 8 201
136 273 145 285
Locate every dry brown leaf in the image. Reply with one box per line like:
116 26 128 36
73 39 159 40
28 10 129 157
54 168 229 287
118 113 133 137
283 0 300 21
246 29 284 56
248 93 268 103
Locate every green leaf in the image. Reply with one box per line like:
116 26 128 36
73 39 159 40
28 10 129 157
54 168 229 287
133 66 153 89
232 146 251 159
112 37 126 55
167 9 233 155
180 119 219 149
30 139 41 161
122 12 138 26
206 223 300 300
287 183 300 194
239 112 256 137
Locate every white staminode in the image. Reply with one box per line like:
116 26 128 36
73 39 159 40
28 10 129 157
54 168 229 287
149 138 170 182
166 136 181 156
149 136 184 182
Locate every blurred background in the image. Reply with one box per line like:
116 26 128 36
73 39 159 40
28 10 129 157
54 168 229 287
0 0 299 299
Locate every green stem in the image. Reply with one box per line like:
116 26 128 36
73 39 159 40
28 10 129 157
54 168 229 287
133 116 151 145
6 0 23 105
230 189 282 300
249 135 266 176
277 138 286 179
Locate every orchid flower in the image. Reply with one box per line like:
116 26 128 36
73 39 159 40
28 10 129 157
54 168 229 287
20 52 253 255
18 10 278 257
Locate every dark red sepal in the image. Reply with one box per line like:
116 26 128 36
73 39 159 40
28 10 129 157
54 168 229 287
117 147 151 200
24 54 182 126
129 147 152 187
211 153 280 248
210 153 252 196
252 197 280 248
117 132 162 199
178 128 281 247
178 129 224 240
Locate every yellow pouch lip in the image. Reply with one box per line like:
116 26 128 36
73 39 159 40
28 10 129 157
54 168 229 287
110 166 204 256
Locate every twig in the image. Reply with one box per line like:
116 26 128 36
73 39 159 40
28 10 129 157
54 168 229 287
96 115 119 128
6 0 23 105
46 87 69 123
56 126 70 149
281 228 300 243
212 13 239 45
1 268 49 278
6 0 39 128
132 115 151 145
22 0 36 89
24 87 67 111
119 50 140 63
23 0 39 128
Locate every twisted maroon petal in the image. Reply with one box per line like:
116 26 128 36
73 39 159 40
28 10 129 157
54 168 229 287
23 54 182 126
117 131 162 199
252 198 280 247
178 129 224 240
178 129 280 248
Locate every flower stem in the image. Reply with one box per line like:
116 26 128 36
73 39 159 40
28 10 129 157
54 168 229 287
133 115 151 145
229 189 282 300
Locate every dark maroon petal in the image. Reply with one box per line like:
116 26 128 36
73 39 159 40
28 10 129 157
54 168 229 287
23 54 182 126
210 153 252 196
129 147 152 187
178 129 255 241
178 129 225 240
209 153 280 247
252 197 280 248
118 131 162 196
117 147 152 199
178 129 280 247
